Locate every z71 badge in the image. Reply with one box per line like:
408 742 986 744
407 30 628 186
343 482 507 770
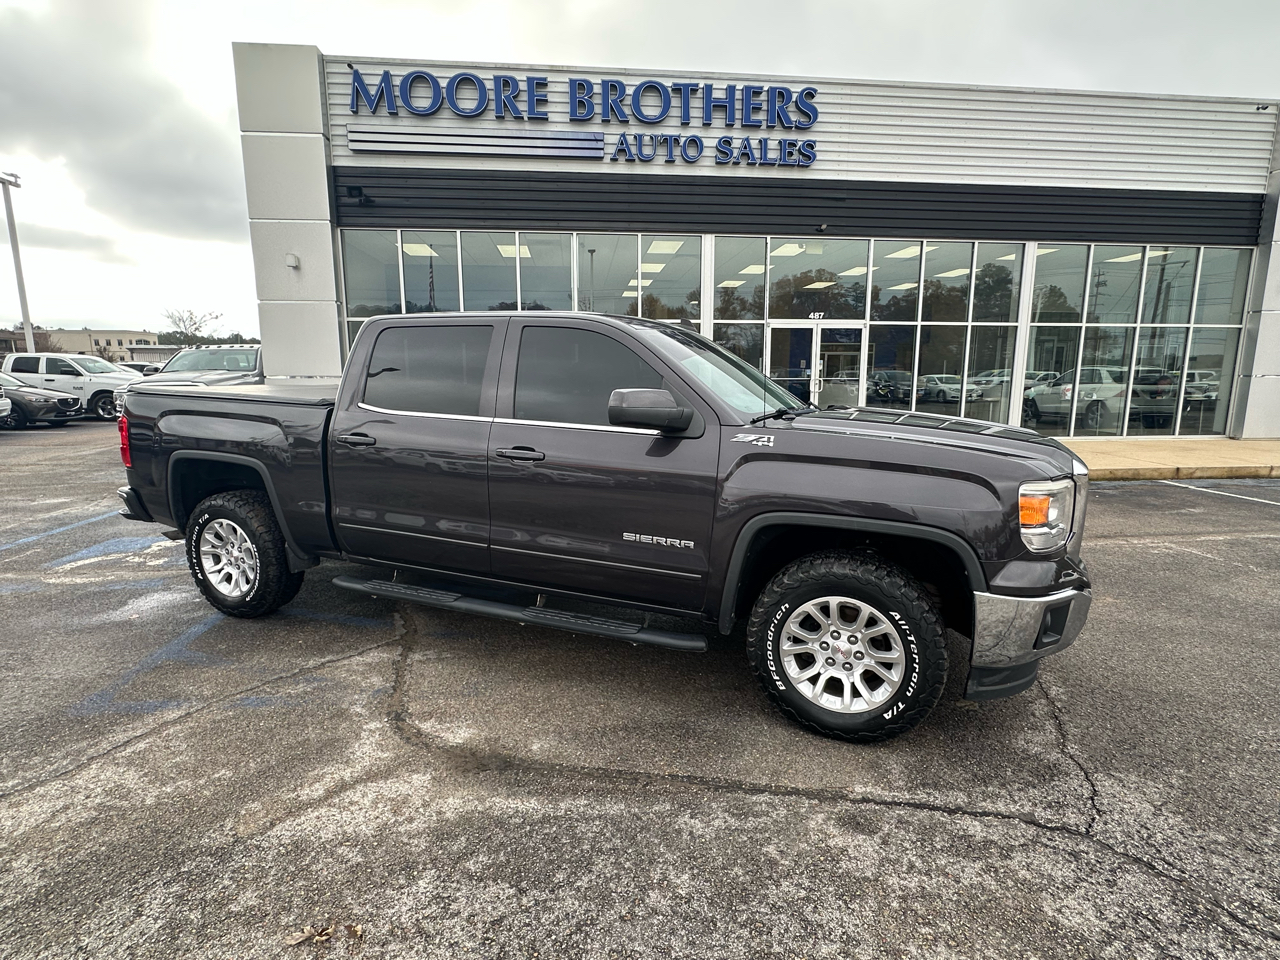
731 433 775 447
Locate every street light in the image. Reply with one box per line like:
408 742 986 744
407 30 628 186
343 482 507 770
0 172 34 353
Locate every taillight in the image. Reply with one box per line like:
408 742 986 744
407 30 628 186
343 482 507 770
118 414 131 467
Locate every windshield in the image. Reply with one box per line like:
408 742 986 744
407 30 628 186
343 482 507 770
935 375 962 384
624 322 799 419
72 356 123 374
0 372 22 388
162 349 258 372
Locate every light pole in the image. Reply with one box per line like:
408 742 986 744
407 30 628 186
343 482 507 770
0 173 34 353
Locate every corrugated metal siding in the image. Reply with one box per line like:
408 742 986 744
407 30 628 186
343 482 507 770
332 167 1264 245
322 57 1277 194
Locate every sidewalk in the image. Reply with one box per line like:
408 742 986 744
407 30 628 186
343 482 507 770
1062 437 1280 480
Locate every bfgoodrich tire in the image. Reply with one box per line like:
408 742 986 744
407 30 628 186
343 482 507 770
746 551 947 742
185 490 304 618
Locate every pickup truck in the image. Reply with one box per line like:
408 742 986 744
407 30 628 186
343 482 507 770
116 312 1092 742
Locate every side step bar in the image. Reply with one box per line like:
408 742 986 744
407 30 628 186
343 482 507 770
331 576 708 653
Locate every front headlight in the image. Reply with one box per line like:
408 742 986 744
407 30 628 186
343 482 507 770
1019 478 1074 553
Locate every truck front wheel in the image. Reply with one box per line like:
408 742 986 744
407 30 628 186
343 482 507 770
185 490 304 618
746 551 947 742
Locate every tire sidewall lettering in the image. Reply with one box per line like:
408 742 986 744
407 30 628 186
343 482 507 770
766 601 790 690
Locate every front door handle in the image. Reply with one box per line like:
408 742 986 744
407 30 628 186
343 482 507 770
44 378 55 382
495 447 545 462
337 433 377 447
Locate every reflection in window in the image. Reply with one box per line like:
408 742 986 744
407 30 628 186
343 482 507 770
577 235 639 316
1088 246 1142 323
769 326 814 406
402 231 460 312
342 231 402 317
1195 248 1251 325
1128 325 1187 436
714 237 766 320
1022 326 1083 435
870 240 926 322
1141 247 1196 325
514 326 661 425
768 238 868 320
973 244 1022 323
1030 245 1088 323
965 326 1016 423
713 323 764 370
363 325 493 416
520 233 572 311
920 242 972 323
866 325 916 408
641 235 701 320
346 319 366 350
460 232 518 311
817 328 863 409
915 325 968 416
1179 327 1240 435
1075 326 1135 436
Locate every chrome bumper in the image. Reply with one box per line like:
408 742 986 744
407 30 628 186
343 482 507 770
971 587 1092 668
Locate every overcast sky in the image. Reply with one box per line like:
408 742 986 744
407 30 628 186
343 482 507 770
1 0 1277 338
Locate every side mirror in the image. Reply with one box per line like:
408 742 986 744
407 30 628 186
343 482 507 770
608 388 693 433
143 366 160 376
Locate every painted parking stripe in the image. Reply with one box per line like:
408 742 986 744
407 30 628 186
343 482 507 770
1157 480 1280 506
0 510 120 553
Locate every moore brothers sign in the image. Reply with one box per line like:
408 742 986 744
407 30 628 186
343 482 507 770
346 68 820 168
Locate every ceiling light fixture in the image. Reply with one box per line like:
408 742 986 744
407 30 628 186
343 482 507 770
771 243 805 257
1103 253 1143 263
803 281 836 289
646 240 685 254
887 282 918 290
839 266 868 276
402 243 439 257
934 268 970 278
718 279 745 288
640 262 666 273
739 264 765 274
496 244 531 258
1035 248 1060 256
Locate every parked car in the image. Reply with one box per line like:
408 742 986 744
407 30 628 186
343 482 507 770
0 371 85 428
1023 370 1060 388
1 353 137 419
0 386 9 423
869 370 913 403
1129 371 1181 428
1183 369 1220 401
1024 366 1127 430
117 312 1092 743
113 344 264 412
916 374 982 403
117 361 162 376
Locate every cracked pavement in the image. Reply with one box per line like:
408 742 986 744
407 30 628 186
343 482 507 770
1 421 1277 958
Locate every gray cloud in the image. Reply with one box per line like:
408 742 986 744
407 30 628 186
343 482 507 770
0 0 247 242
14 222 136 265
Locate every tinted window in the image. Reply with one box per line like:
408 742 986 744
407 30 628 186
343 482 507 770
10 357 38 374
46 358 80 376
363 325 493 416
515 326 663 426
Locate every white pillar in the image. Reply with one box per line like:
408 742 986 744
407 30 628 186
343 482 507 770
233 43 342 377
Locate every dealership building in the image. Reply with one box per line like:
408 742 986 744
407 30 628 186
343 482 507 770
231 42 1280 439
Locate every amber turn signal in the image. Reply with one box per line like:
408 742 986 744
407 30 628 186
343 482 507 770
1019 494 1051 527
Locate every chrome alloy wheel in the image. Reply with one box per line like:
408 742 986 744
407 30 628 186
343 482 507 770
779 596 906 714
199 519 259 599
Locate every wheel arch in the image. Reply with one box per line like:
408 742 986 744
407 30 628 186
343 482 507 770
719 513 986 637
87 389 116 416
167 451 315 571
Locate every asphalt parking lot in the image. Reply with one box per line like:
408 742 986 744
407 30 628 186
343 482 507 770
1 420 1278 959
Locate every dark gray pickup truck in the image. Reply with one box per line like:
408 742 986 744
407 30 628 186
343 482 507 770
116 312 1091 742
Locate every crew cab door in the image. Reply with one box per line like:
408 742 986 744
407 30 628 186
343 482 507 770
486 319 719 610
327 319 506 574
42 357 86 396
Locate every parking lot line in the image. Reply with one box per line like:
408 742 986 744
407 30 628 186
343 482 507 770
0 510 121 552
1157 479 1280 506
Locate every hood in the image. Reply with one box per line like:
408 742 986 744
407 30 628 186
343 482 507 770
777 407 1079 479
8 384 79 401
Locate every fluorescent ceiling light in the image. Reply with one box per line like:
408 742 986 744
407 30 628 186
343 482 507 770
640 262 666 273
934 268 970 278
622 291 638 297
718 280 745 288
803 281 836 289
1034 248 1060 256
839 266 868 276
646 240 685 255
771 243 805 257
626 279 654 287
806 242 823 255
402 243 439 257
1104 253 1142 263
995 253 1018 261
884 244 938 259
1146 249 1173 258
887 282 918 290
739 264 765 274
496 244 531 258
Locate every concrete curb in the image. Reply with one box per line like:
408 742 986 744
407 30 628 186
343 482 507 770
1088 464 1280 481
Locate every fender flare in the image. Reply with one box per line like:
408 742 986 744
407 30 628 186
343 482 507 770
718 511 987 633
167 450 317 570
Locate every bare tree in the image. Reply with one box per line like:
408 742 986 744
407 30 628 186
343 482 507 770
163 309 222 342
31 329 62 352
94 343 115 361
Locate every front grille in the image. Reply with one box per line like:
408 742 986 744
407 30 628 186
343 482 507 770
56 397 79 410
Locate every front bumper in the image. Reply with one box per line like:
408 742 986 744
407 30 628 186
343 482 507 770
965 587 1092 700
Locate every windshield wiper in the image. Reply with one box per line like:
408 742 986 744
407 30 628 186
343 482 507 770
749 404 817 425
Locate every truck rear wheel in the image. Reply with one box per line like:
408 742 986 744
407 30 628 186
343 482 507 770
185 490 304 618
746 551 947 742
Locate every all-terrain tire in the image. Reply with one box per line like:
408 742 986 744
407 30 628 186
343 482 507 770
185 490 304 618
745 550 948 743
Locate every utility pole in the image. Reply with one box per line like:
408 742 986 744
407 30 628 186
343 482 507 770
0 173 34 353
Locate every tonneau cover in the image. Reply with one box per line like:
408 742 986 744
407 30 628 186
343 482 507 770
125 378 340 406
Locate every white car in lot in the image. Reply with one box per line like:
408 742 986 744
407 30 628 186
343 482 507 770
0 385 10 421
2 353 138 419
1024 366 1128 430
916 374 983 404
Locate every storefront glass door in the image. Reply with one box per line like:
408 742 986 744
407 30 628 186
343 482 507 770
768 324 865 409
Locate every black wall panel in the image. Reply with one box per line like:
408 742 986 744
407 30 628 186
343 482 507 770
332 166 1264 246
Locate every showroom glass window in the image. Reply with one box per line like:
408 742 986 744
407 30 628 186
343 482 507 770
577 235 639 316
342 231 402 318
641 236 701 320
402 231 460 313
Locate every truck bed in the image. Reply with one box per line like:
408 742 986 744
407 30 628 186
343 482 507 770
126 378 339 406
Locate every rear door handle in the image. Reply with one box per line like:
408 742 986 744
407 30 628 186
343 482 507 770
495 447 545 462
337 434 377 447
